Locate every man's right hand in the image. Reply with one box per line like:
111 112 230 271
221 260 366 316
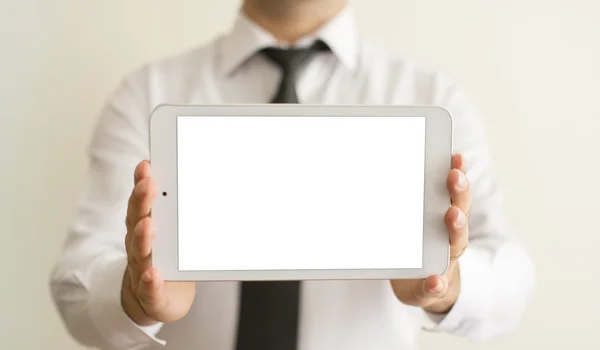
122 160 195 326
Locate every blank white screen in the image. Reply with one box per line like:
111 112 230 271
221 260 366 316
177 116 425 271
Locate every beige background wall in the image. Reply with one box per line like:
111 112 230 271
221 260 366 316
2 0 599 349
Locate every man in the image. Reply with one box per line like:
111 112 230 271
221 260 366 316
50 0 535 349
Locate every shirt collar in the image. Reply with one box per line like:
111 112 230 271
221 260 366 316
218 7 358 77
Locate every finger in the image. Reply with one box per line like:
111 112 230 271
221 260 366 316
447 168 471 216
445 206 469 259
410 276 447 306
126 161 152 246
136 267 168 318
451 153 467 173
128 217 155 285
126 177 157 233
422 275 448 299
125 177 156 256
134 160 151 186
125 233 131 257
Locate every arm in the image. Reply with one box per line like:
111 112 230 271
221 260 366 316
48 72 167 349
391 81 535 341
427 83 536 340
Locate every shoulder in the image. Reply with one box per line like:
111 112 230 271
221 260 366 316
118 36 224 106
356 40 458 105
356 40 487 150
147 38 220 80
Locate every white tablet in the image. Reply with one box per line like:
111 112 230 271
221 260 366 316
150 105 452 281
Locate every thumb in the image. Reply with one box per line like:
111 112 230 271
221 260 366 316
136 267 167 319
418 275 447 301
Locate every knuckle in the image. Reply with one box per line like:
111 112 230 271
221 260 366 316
125 234 130 252
410 283 427 302
451 230 468 245
128 254 138 267
433 290 448 301
135 217 153 237
136 288 157 307
450 243 468 260
125 216 133 231
134 217 144 233
133 220 143 237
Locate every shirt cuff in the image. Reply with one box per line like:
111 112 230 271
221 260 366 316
87 255 166 349
422 247 493 339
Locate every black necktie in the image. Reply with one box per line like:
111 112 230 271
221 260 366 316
235 40 330 350
262 40 330 103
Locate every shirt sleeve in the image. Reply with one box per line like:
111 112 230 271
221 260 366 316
422 79 536 341
49 68 167 349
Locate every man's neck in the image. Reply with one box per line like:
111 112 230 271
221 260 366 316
242 0 345 44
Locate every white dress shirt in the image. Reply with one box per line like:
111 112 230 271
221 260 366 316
50 7 535 350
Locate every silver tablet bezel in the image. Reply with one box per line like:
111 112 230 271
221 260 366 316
150 105 452 281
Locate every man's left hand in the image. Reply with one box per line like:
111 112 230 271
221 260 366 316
390 153 471 314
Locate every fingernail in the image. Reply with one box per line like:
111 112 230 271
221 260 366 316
456 172 468 191
433 279 444 293
142 271 152 283
455 209 466 228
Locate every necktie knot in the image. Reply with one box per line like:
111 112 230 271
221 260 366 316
260 40 331 103
261 40 329 74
